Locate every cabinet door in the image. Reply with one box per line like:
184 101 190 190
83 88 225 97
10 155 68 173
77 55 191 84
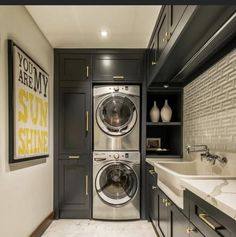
147 166 158 228
170 204 189 237
189 223 205 237
157 6 169 55
59 54 91 81
59 87 90 155
148 36 158 77
158 191 169 237
93 54 143 82
59 159 90 218
169 5 187 34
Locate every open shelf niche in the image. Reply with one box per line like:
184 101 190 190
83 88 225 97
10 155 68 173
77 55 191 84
146 88 183 158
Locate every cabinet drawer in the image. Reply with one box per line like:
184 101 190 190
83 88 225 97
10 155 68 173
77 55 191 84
93 54 143 82
189 191 236 237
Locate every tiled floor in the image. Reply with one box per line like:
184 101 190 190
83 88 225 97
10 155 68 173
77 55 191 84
42 219 157 237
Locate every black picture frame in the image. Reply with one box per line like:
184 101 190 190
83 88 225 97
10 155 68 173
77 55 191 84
8 40 49 163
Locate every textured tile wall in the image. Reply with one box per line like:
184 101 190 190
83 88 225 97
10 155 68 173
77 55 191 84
183 48 236 153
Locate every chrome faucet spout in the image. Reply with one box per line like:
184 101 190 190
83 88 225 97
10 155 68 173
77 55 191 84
186 144 209 154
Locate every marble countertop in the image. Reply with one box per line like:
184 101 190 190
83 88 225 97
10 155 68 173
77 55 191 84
181 178 236 220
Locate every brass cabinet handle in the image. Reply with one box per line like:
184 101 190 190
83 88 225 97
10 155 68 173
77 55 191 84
152 186 157 190
86 66 89 78
86 111 89 132
149 170 156 175
113 76 125 80
165 32 168 37
165 200 172 207
85 175 88 196
68 155 80 159
199 213 221 230
151 61 156 66
186 227 196 234
162 38 166 42
162 198 167 204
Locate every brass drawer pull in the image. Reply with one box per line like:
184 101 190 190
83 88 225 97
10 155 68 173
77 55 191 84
152 186 157 190
86 111 89 132
113 76 125 80
151 61 156 66
199 213 222 230
86 66 89 78
85 175 88 196
149 170 156 175
68 155 80 159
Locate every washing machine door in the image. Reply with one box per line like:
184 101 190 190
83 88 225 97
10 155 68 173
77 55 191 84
95 162 138 206
96 94 137 136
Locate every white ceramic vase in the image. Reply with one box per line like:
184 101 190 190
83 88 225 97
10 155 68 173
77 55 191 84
161 99 172 122
150 101 160 122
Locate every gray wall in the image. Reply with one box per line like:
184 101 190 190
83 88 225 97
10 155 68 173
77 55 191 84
0 6 54 237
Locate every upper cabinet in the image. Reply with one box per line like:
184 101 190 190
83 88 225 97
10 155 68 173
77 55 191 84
147 5 236 87
93 51 144 82
58 53 91 82
169 6 187 35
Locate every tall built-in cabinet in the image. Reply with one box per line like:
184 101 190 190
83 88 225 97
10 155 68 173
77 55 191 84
54 49 145 219
54 51 92 218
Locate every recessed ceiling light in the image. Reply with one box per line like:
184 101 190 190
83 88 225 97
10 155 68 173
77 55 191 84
100 30 108 38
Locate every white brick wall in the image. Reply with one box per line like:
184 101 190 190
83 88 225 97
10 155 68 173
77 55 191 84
183 48 236 153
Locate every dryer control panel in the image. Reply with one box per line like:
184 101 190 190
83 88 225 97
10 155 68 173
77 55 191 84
93 152 140 162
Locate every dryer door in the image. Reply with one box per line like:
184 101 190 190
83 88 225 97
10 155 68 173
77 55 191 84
95 162 138 206
96 94 137 136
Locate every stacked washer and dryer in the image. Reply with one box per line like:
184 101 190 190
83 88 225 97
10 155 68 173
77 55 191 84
93 85 140 220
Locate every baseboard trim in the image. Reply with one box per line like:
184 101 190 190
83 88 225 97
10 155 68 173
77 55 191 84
30 212 54 237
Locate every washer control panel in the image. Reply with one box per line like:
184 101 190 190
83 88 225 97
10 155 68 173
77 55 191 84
93 152 140 162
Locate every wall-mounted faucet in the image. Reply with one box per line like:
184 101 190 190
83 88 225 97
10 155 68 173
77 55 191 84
186 144 227 165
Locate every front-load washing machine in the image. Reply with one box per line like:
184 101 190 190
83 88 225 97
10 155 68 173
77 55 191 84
93 151 140 220
93 85 140 151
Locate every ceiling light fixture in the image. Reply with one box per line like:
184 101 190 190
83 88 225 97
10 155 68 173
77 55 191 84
100 30 108 38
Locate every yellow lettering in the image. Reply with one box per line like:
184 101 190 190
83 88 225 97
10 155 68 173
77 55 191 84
29 93 39 125
18 89 28 122
39 100 48 127
17 128 25 155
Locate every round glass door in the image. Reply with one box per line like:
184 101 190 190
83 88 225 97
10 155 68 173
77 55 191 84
95 162 138 206
96 95 137 135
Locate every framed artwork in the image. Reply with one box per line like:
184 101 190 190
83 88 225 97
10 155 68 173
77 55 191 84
8 40 49 163
146 138 161 151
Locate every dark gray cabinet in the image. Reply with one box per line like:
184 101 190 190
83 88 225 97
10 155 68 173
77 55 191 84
147 163 206 237
92 52 144 82
157 6 169 55
59 86 90 156
55 51 92 219
170 204 205 237
59 53 91 82
59 159 90 218
147 5 236 86
147 164 158 229
169 5 187 35
159 190 170 237
148 36 158 76
189 191 236 237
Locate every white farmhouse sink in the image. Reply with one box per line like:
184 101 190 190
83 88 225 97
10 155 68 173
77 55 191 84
153 159 236 209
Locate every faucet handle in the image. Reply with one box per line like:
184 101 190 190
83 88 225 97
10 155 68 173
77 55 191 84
186 145 191 154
